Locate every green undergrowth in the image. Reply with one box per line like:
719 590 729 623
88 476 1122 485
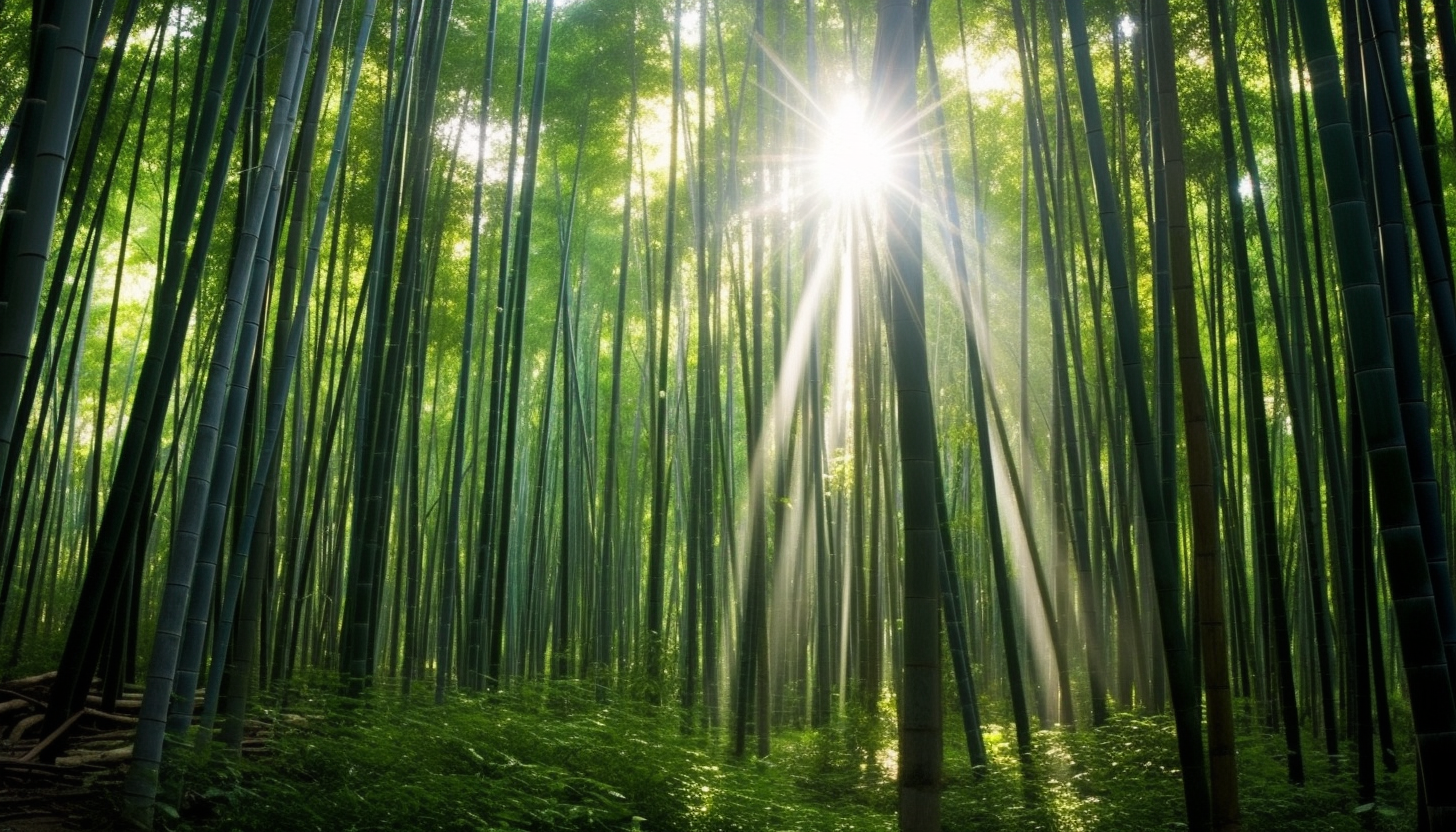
944 710 1415 831
178 683 1414 832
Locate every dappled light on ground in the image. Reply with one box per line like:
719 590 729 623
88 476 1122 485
176 681 1415 832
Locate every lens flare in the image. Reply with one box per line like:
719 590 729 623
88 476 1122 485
815 95 890 203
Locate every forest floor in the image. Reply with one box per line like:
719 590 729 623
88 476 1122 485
0 672 131 831
0 673 268 831
0 676 1419 831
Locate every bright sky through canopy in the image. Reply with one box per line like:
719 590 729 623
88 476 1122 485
815 94 890 204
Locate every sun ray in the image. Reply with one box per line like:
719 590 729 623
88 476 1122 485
814 94 890 204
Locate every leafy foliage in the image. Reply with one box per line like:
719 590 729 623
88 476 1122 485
177 685 1414 832
184 682 891 832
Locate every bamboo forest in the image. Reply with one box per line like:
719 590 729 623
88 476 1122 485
6 0 1456 826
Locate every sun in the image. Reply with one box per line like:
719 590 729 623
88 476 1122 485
814 94 891 205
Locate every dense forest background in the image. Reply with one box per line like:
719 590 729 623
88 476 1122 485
0 0 1452 827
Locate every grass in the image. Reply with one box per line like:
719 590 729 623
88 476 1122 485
175 681 1416 832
